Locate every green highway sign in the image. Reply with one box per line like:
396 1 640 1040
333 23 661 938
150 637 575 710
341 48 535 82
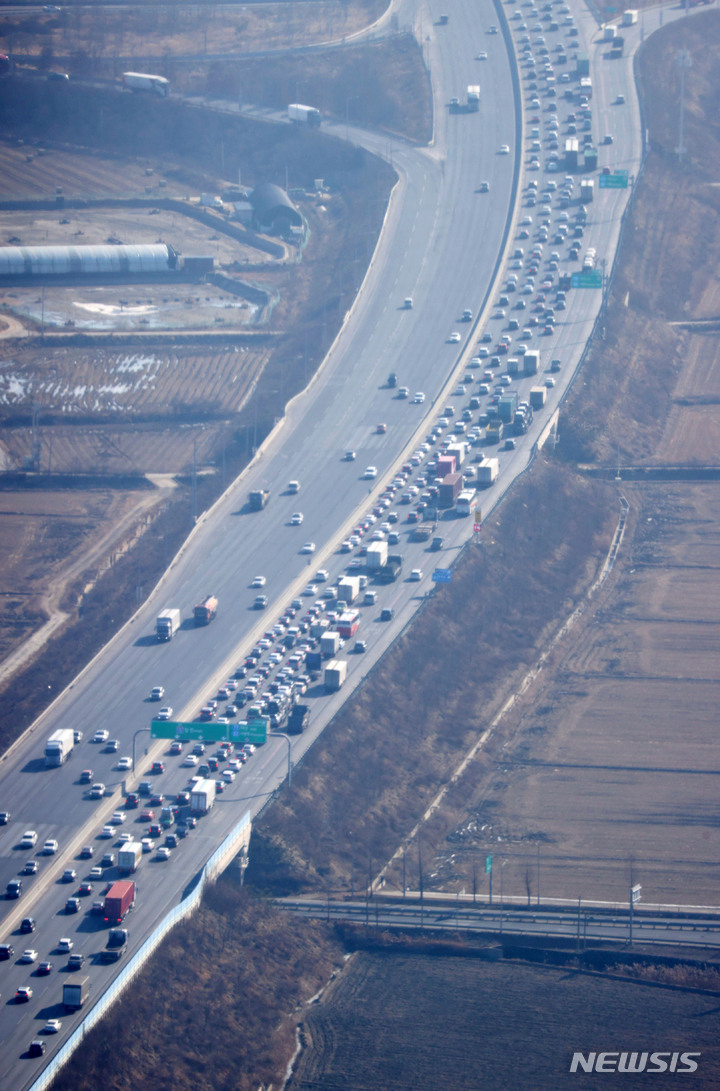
151 719 268 744
571 271 603 289
599 172 629 189
485 855 493 875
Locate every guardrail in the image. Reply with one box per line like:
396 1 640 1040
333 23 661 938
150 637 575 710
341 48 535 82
28 810 251 1091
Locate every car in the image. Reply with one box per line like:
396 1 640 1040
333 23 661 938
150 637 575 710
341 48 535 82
79 769 93 784
251 575 266 587
182 754 199 767
111 811 126 825
68 952 85 969
57 937 73 952
222 769 236 783
448 332 461 343
89 782 106 799
61 868 77 883
410 569 423 581
22 860 38 875
20 918 36 934
150 686 165 700
99 825 114 838
43 839 58 855
20 830 37 849
344 449 356 461
544 376 556 387
140 808 155 821
155 706 173 721
363 466 378 480
156 846 171 860
28 1040 46 1057
141 837 155 853
89 865 103 879
0 811 9 825
101 852 115 867
376 422 388 434
16 986 33 1003
253 595 268 609
117 756 132 771
303 584 318 597
78 880 94 896
412 392 426 404
169 740 183 756
300 542 316 554
290 512 304 526
20 949 38 963
65 897 80 913
615 93 625 104
43 1019 62 1034
37 961 53 975
499 144 510 154
92 729 109 744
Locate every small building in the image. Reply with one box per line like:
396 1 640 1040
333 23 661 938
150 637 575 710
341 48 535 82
0 243 175 279
249 183 302 232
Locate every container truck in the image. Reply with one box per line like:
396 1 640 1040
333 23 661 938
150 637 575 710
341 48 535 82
565 137 579 169
287 704 309 735
156 607 181 642
118 842 143 874
104 880 135 924
337 576 360 604
436 455 456 478
467 85 480 111
305 649 322 673
584 146 598 171
530 386 547 409
122 71 170 96
366 541 388 569
337 611 360 639
377 554 403 583
498 392 519 424
194 595 218 625
438 472 463 508
288 103 321 127
622 8 637 24
523 351 539 376
446 443 467 467
324 659 347 692
45 728 74 767
191 778 216 814
456 489 477 516
321 631 341 658
248 488 270 510
477 458 499 487
63 976 90 1011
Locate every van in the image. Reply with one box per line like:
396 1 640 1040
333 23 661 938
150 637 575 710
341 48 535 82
364 590 377 605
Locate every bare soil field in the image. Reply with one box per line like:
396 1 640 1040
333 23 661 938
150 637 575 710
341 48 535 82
290 952 720 1090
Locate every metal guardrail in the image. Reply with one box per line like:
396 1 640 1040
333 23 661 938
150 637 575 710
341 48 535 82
28 810 251 1091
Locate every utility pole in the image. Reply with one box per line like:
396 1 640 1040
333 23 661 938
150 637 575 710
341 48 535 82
676 50 692 164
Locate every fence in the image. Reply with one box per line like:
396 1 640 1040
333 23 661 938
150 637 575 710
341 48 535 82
28 810 251 1091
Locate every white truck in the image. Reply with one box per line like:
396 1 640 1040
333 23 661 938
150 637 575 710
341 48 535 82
467 85 480 112
477 458 499 488
122 71 170 97
45 728 74 767
324 660 347 692
321 631 342 659
337 576 361 604
366 541 388 570
156 608 181 642
191 778 216 815
622 8 638 24
118 842 143 874
288 103 321 127
456 488 477 516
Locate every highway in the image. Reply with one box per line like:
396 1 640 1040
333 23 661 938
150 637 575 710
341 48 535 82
277 896 720 948
0 0 692 1082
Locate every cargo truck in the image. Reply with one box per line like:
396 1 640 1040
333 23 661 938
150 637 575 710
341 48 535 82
324 659 347 692
565 137 579 169
104 880 135 924
576 52 590 76
412 519 437 542
288 103 321 127
438 472 463 508
530 386 547 409
436 455 456 478
366 541 388 569
156 607 181 642
446 443 467 467
621 8 637 24
603 23 617 40
337 611 360 639
122 71 170 96
305 649 322 672
467 85 480 111
337 576 360 604
248 488 270 511
194 595 218 625
286 704 309 735
321 630 341 658
63 976 90 1011
377 553 402 583
477 457 499 487
456 488 477 516
579 76 593 100
485 420 504 444
100 928 128 963
118 842 142 874
609 34 625 57
191 778 216 815
523 351 539 376
45 728 74 767
498 392 519 424
580 179 595 203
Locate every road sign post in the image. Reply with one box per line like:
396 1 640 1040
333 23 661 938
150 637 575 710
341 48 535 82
486 854 493 904
432 568 452 583
629 883 642 945
571 271 603 289
599 171 629 189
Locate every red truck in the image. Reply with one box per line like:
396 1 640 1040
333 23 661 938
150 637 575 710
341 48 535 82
193 595 218 625
104 880 135 924
438 472 463 508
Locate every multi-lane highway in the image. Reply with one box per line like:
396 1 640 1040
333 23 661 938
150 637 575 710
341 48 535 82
0 0 689 1080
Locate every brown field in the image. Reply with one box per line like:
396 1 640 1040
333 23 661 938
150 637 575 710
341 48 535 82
290 953 720 1090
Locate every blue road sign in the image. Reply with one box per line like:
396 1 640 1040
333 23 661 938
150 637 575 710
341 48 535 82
432 568 452 583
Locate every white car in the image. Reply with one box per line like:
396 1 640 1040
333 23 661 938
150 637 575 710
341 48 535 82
300 541 316 554
290 512 304 526
43 839 58 855
476 50 487 59
100 825 114 839
20 949 38 963
363 466 378 480
110 811 126 825
251 575 266 587
222 769 236 783
141 838 155 853
156 847 171 860
303 584 318 596
92 729 109 744
315 569 329 582
412 392 426 404
344 450 356 461
150 686 165 701
448 332 461 343
288 480 300 493
117 756 132 771
182 754 199 767
20 830 37 848
57 938 74 953
156 706 173 721
44 1019 62 1034
410 569 423 581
